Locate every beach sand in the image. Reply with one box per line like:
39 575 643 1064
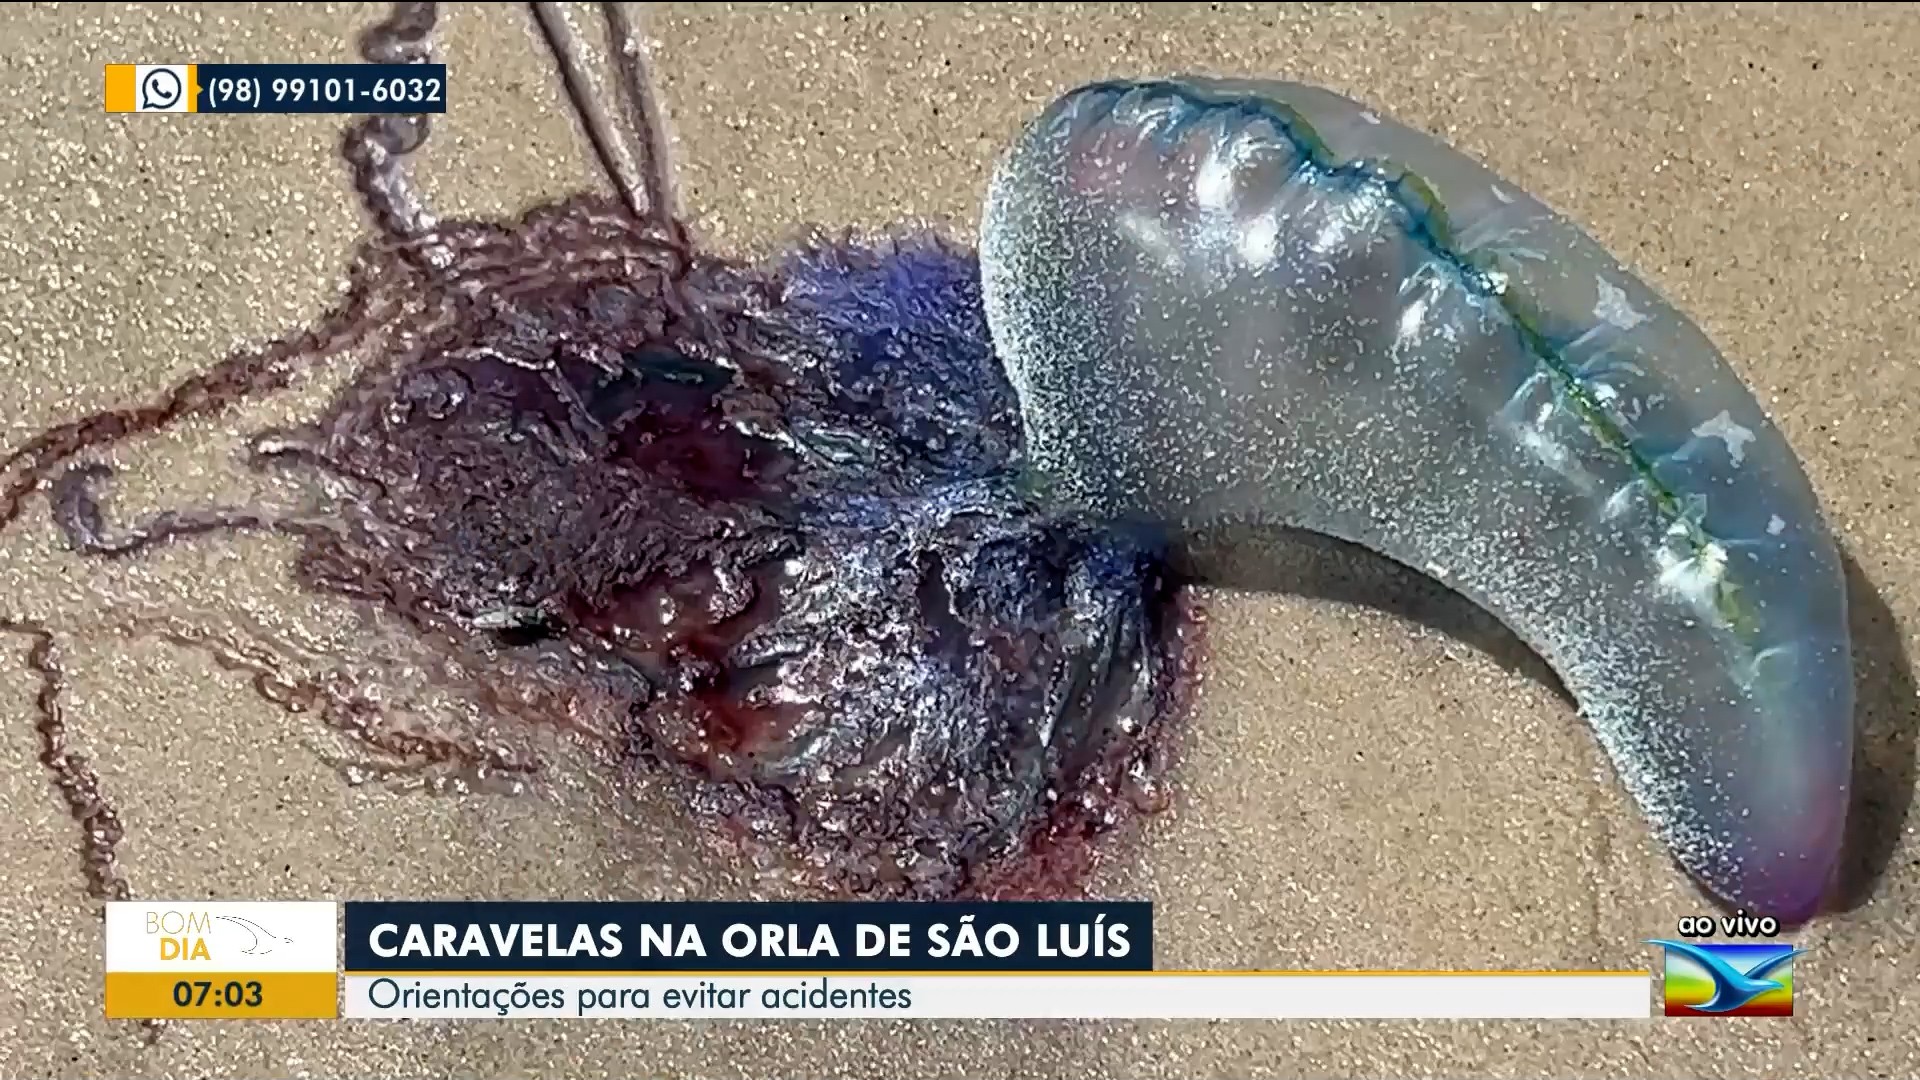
1 3 1915 1077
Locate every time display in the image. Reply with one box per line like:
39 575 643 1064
104 970 338 1020
170 979 265 1009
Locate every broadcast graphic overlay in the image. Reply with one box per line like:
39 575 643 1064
98 900 1659 1021
105 63 447 114
103 902 339 1020
335 901 1651 1021
1650 939 1801 1017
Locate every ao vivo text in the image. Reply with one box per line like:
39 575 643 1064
1673 911 1783 939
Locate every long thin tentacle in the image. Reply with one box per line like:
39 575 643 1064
0 619 132 904
529 2 652 222
0 256 387 537
343 1 441 239
0 616 165 1045
600 2 678 222
50 462 306 559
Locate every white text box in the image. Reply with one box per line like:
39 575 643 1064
343 972 1650 1020
106 901 338 973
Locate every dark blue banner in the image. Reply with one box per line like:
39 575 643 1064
343 900 1152 973
194 63 446 114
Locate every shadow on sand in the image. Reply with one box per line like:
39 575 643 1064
1170 525 1916 919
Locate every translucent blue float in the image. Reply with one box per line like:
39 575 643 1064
980 77 1854 922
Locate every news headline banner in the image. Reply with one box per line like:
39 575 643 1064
344 900 1150 973
97 900 1650 1021
337 901 1647 1020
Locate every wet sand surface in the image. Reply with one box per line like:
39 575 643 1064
1 3 1916 1077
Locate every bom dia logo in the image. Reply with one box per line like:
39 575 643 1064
145 907 296 963
104 902 341 1021
1649 913 1804 1017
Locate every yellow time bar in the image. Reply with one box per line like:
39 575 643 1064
104 971 337 1020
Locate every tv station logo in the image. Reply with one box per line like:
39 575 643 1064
1648 912 1804 1018
103 901 339 1020
104 64 199 113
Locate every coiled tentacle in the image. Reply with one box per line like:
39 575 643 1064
979 77 1853 923
344 1 440 240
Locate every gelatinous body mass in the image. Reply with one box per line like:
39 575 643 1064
0 3 1197 914
980 77 1852 921
252 215 1192 897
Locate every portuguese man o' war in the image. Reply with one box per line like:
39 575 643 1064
979 77 1854 922
0 4 1870 953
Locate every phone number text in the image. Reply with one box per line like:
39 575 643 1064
196 63 447 114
